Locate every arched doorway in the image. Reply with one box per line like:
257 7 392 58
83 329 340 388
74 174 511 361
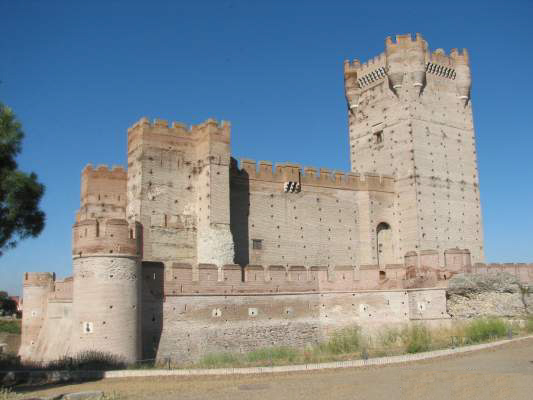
376 222 393 267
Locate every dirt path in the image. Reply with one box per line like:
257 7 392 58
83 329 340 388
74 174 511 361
21 338 533 400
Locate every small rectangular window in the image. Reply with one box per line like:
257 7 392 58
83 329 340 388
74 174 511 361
374 131 383 144
252 239 263 250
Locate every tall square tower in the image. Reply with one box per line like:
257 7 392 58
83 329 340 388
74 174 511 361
345 33 483 264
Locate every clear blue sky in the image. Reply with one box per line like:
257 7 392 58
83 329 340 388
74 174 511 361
1 1 532 295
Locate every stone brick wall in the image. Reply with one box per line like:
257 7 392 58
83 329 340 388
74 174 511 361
230 160 395 267
150 288 448 363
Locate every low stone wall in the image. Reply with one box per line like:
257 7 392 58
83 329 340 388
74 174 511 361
151 288 448 363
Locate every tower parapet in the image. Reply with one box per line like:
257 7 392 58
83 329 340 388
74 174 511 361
127 117 231 156
77 164 127 222
385 33 428 95
72 218 139 257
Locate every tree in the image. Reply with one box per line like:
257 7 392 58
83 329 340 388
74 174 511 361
0 102 45 255
0 292 17 315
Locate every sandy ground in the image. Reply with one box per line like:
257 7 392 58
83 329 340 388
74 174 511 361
19 338 533 400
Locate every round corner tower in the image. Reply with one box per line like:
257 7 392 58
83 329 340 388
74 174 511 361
71 164 141 363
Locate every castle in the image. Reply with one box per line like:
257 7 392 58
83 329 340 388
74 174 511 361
19 34 533 364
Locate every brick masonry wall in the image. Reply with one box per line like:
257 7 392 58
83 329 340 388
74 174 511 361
230 162 395 267
71 256 141 363
346 34 483 264
148 288 448 363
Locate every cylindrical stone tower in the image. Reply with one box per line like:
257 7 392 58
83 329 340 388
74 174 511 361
19 272 54 360
71 218 140 363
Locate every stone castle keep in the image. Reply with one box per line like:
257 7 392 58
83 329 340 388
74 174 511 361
20 34 533 364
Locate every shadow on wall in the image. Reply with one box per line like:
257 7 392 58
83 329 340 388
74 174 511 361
230 157 250 268
141 261 164 362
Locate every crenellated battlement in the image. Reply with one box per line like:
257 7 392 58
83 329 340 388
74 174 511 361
82 164 126 175
80 164 127 203
344 53 386 75
127 116 231 143
470 262 533 282
385 32 427 50
78 163 127 222
48 277 73 301
72 218 139 257
232 159 395 192
160 263 395 295
428 47 469 66
24 272 55 287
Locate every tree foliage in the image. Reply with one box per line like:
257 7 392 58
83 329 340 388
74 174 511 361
0 293 17 315
0 102 45 255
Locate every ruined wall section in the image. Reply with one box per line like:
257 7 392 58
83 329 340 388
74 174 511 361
470 263 533 285
126 118 234 267
127 118 199 264
194 120 234 266
230 160 395 268
345 33 483 264
19 273 54 360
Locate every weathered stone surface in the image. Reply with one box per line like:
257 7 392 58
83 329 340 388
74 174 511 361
448 272 523 295
447 272 532 318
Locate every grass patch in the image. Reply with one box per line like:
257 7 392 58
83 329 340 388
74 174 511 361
246 346 299 364
319 327 362 355
188 318 528 369
404 324 432 353
0 320 20 335
197 352 242 368
525 316 533 333
463 317 508 344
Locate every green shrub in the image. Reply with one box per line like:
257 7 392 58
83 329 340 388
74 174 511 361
463 317 507 344
377 327 402 348
321 327 362 355
246 346 298 364
404 324 432 354
0 321 20 335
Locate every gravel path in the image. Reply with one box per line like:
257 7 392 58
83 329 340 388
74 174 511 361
21 338 533 400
